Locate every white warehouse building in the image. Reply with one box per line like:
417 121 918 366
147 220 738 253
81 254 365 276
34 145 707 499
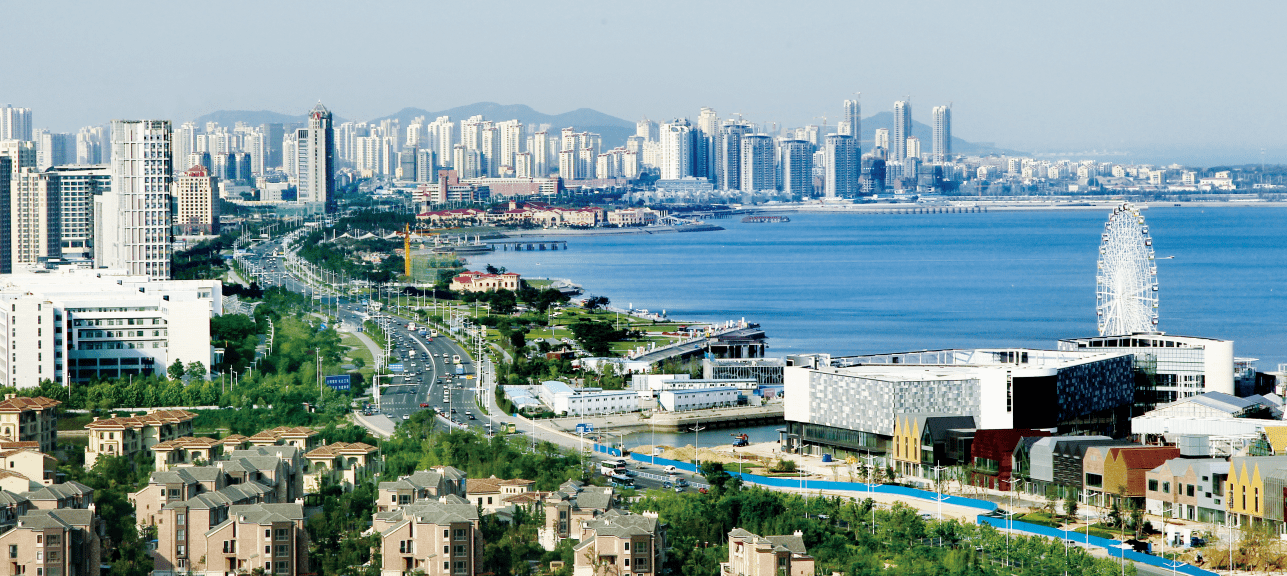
659 387 739 412
0 266 222 388
540 380 642 417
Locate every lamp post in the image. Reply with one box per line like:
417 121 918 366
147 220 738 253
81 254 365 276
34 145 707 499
863 452 877 534
930 465 949 519
1114 542 1132 576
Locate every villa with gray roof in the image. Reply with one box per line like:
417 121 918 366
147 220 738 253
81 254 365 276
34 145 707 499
573 510 664 576
373 499 481 576
378 466 466 512
151 502 308 576
540 485 616 550
0 508 101 576
722 528 813 576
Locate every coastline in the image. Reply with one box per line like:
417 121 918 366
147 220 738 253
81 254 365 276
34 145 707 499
499 223 724 238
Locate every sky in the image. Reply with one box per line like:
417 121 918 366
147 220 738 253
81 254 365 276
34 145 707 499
3 0 1284 162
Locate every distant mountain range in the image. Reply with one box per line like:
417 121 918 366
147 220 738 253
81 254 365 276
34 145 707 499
192 103 1023 156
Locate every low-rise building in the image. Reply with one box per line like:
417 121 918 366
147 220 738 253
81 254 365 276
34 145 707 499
1023 436 1133 500
450 271 521 293
130 465 274 529
1226 456 1287 528
1145 457 1229 523
153 437 226 470
21 481 93 510
0 395 61 453
0 443 57 489
219 446 305 503
658 387 738 412
969 429 1051 491
465 476 536 513
0 509 101 576
247 426 321 451
540 483 615 550
1083 445 1181 507
890 413 977 478
378 467 467 513
373 497 481 576
84 409 197 469
303 441 380 492
572 510 664 576
541 380 642 417
0 490 32 532
722 528 814 576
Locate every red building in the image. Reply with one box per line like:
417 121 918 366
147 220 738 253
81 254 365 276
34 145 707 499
969 429 1052 491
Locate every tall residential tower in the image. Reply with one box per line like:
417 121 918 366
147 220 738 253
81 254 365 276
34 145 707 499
932 105 952 162
892 100 911 163
95 120 173 278
297 103 336 212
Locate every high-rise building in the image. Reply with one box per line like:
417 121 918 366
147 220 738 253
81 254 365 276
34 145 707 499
824 134 859 199
174 122 198 167
514 152 533 178
842 99 861 144
95 120 173 278
696 107 718 180
557 149 579 180
932 105 952 162
659 120 693 180
874 128 889 152
430 116 454 168
171 165 219 236
636 117 658 141
0 106 33 141
718 121 752 190
906 136 922 161
297 103 335 212
415 149 436 182
531 131 549 176
260 123 284 168
35 131 74 170
75 126 107 165
10 168 61 266
46 165 110 262
739 134 774 192
892 100 912 163
779 139 814 198
0 157 8 273
498 120 523 174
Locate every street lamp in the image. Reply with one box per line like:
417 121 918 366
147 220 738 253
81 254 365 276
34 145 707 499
930 464 949 519
1113 542 1132 576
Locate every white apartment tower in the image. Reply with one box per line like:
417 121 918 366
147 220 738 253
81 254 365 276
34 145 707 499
718 121 752 191
0 106 33 141
297 103 335 212
696 107 718 180
95 120 172 279
739 134 775 192
891 100 911 163
636 117 658 141
824 134 859 199
779 139 814 197
932 105 952 163
659 120 693 180
531 131 549 176
874 128 890 152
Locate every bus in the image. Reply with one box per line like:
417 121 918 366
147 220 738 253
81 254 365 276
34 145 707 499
452 354 461 364
608 474 634 488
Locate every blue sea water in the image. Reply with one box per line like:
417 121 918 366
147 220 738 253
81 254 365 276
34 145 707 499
475 207 1287 370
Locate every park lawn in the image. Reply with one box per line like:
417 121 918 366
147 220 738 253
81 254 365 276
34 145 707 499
339 333 376 382
525 279 554 288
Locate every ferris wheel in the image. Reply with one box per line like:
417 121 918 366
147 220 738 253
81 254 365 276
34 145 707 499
1096 202 1158 336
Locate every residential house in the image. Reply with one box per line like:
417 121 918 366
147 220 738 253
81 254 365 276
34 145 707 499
84 409 197 468
0 395 61 453
152 502 307 576
303 441 380 492
378 467 467 513
221 446 305 502
722 528 814 576
153 436 226 470
21 482 93 510
1227 456 1287 529
0 443 57 489
540 483 615 550
373 497 481 576
0 491 31 533
572 510 664 576
465 476 535 513
0 509 101 576
247 427 320 452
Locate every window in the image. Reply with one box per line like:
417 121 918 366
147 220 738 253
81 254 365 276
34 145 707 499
1187 485 1195 497
276 528 288 541
624 542 630 552
1162 482 1170 494
1148 479 1158 492
1085 473 1103 488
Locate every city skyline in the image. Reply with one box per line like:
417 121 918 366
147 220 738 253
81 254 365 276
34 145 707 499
1 1 1283 164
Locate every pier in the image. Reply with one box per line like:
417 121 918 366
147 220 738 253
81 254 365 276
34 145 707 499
858 206 988 215
647 405 785 432
488 240 569 251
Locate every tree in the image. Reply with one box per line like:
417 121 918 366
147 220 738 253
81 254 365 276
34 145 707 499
583 295 610 310
510 331 527 349
1063 491 1079 520
168 360 186 380
485 264 500 274
186 361 207 381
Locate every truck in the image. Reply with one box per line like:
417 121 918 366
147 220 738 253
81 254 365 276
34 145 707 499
409 350 416 358
418 329 427 336
731 433 749 447
454 364 465 375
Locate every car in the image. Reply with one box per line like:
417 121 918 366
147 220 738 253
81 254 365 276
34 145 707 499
450 408 457 413
402 414 410 420
419 403 429 408
662 465 678 474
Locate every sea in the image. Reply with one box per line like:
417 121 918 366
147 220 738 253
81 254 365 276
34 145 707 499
478 206 1287 448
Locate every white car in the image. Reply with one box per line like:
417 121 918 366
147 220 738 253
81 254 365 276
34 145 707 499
662 465 678 474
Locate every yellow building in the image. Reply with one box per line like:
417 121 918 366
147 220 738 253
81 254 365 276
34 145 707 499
1227 456 1287 527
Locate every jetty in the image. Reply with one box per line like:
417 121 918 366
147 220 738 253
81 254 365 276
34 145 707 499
488 240 569 251
647 405 785 432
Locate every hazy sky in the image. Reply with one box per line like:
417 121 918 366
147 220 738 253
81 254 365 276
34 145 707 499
4 0 1284 158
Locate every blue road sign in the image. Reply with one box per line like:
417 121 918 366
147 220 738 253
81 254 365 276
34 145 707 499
325 374 351 392
576 423 595 434
388 363 405 372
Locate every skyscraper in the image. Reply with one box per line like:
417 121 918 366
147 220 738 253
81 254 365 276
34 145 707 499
659 120 693 180
932 105 952 162
0 106 33 141
636 117 658 141
95 120 172 278
874 128 889 152
0 157 9 273
892 100 911 163
47 165 110 261
906 136 922 162
172 165 220 236
842 99 861 145
297 103 335 212
260 123 284 168
824 134 859 199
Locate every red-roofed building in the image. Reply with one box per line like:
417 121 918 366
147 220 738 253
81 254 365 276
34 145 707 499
1083 445 1181 506
173 164 220 235
450 271 521 293
968 428 1052 491
0 395 61 453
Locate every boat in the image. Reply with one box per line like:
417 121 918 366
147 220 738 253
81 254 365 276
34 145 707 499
740 215 790 223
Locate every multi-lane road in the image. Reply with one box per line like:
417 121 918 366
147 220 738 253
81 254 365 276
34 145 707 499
234 231 703 493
